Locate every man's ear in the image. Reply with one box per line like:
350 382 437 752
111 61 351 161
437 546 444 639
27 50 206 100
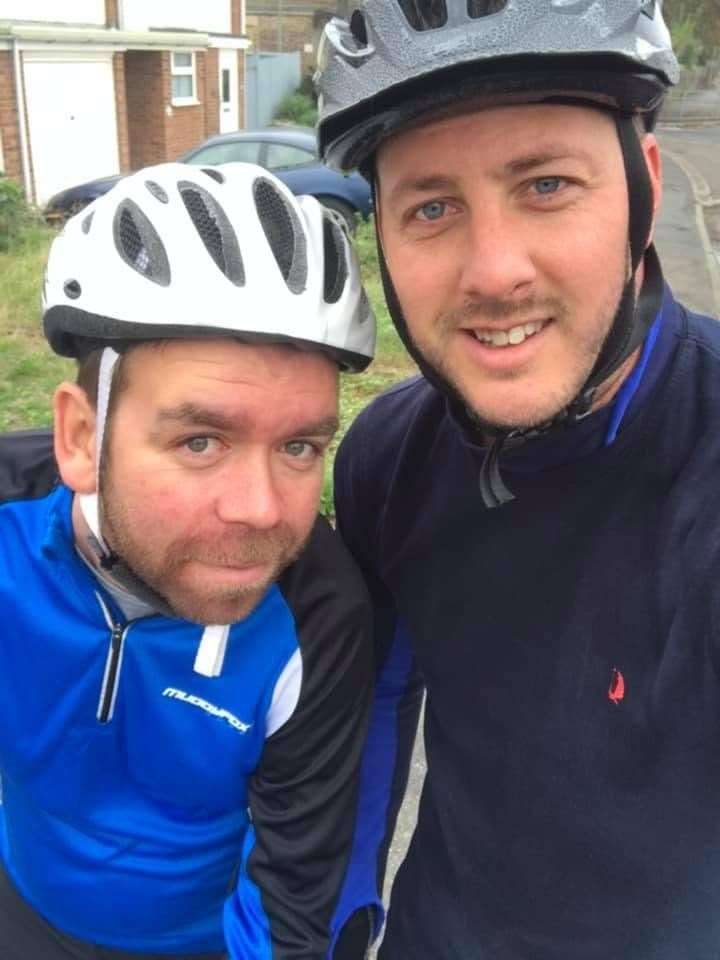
53 382 97 494
641 133 663 243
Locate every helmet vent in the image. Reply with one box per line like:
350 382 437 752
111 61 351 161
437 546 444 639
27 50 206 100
81 211 95 234
322 215 348 305
350 9 369 47
640 0 657 17
145 180 169 203
467 0 507 16
113 200 171 287
63 279 82 300
253 178 307 295
397 0 447 31
202 167 225 184
178 181 245 287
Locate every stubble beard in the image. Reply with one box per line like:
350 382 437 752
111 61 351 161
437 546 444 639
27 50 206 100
99 476 306 625
408 284 625 434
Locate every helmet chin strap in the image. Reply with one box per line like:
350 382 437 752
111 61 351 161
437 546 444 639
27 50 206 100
375 113 664 508
78 345 120 570
77 347 176 618
76 347 231 677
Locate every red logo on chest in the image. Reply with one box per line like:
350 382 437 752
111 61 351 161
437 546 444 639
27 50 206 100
608 668 625 705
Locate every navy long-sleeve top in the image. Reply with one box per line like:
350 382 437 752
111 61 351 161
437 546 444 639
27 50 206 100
335 290 720 959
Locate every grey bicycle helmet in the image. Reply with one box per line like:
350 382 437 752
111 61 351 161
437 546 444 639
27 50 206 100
316 0 679 508
317 0 679 173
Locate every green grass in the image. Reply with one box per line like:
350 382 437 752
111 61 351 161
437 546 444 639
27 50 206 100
0 218 415 511
0 224 74 431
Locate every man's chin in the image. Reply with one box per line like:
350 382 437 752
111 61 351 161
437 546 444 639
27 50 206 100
165 585 271 626
458 378 591 434
463 399 567 436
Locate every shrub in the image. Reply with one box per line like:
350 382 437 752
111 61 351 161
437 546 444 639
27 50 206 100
274 90 318 128
0 178 33 253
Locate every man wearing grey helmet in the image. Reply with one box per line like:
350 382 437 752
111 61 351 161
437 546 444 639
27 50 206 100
317 2 720 957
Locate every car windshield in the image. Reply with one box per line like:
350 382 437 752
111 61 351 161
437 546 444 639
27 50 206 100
186 141 261 165
265 143 315 170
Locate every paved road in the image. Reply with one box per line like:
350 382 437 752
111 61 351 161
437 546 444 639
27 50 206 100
372 123 720 954
662 88 720 124
657 123 720 317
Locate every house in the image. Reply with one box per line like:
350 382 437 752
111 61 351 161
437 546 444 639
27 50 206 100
0 0 250 206
246 0 345 76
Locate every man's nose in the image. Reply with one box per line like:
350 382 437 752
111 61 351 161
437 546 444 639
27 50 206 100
458 207 537 303
214 453 282 530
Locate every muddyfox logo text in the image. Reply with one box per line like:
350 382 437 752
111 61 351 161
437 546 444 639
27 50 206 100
163 688 253 733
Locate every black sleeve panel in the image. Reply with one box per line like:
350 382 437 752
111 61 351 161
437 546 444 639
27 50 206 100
0 429 57 504
246 516 374 959
333 403 424 917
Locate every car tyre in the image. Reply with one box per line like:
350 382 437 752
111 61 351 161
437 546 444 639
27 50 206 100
318 197 358 234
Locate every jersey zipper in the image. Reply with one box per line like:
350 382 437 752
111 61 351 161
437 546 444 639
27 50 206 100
95 591 129 724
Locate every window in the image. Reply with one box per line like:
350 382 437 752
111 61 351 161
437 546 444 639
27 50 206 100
185 141 262 166
265 143 315 170
171 52 196 104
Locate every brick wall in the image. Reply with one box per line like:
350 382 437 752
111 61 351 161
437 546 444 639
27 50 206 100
0 51 22 181
124 51 219 169
203 49 220 140
231 0 243 36
105 0 119 28
113 53 131 172
125 51 168 169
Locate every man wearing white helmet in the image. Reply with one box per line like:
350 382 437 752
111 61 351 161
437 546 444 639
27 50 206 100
0 163 378 958
317 2 720 957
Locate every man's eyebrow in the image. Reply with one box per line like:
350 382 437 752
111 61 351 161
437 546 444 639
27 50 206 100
154 404 241 432
292 416 339 438
151 404 339 438
384 175 457 206
503 148 595 177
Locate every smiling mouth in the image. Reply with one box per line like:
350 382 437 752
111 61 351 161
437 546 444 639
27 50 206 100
469 319 548 348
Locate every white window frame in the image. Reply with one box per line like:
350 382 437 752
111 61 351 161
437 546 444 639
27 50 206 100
171 51 198 106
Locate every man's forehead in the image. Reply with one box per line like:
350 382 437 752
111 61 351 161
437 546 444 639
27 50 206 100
378 100 615 164
123 337 337 386
116 339 338 429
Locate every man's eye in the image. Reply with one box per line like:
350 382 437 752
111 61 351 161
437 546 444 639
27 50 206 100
534 177 563 196
284 440 319 460
184 437 216 455
416 200 448 222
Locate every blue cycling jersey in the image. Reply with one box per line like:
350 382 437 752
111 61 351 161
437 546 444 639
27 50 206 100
0 458 375 958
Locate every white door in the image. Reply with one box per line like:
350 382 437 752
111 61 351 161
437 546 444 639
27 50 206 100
219 49 239 134
23 55 119 206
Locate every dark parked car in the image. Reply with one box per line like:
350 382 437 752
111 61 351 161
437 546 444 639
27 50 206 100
44 127 372 231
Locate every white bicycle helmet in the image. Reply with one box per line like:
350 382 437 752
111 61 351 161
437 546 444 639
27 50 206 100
43 161 375 371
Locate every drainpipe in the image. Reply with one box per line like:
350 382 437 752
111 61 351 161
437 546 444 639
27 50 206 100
12 37 33 203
